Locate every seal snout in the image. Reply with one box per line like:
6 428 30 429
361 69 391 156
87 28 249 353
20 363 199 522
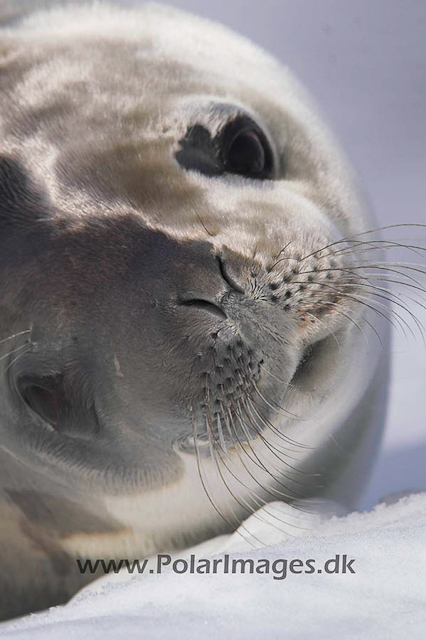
176 254 247 321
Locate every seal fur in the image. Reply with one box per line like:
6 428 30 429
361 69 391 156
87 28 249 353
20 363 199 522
0 1 392 620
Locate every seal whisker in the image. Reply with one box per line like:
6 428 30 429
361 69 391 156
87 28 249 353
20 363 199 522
268 241 294 270
0 342 32 364
215 413 227 454
243 398 315 459
221 343 311 442
298 264 426 294
316 300 375 349
267 372 299 391
303 273 426 335
1 344 33 380
257 362 302 392
191 410 244 537
210 411 312 536
311 262 426 281
306 285 406 339
347 274 426 293
251 380 308 422
231 399 307 487
234 398 321 487
211 331 310 446
297 278 417 339
214 406 320 528
346 282 426 341
327 240 426 261
225 403 305 499
202 393 268 546
351 292 426 342
248 392 314 448
0 329 31 346
304 311 343 352
340 279 426 334
298 223 426 262
203 388 306 531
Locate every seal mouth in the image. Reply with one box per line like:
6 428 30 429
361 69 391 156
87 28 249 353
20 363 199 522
288 332 343 397
291 340 322 381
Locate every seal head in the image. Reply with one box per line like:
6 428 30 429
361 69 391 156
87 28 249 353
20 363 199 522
0 2 389 619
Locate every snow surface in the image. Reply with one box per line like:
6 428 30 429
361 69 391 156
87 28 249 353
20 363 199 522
1 493 425 639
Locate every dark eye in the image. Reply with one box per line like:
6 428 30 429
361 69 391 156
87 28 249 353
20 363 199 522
221 117 274 179
175 115 275 180
19 377 61 427
16 372 100 438
224 129 265 174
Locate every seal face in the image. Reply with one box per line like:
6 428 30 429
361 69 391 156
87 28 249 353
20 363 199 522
0 2 390 620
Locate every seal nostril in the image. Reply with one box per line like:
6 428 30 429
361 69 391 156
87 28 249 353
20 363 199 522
216 255 245 294
178 298 227 320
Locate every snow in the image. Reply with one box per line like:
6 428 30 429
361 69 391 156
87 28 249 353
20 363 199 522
1 493 425 639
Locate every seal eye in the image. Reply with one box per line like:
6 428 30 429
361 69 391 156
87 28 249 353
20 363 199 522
222 120 272 178
17 374 101 438
225 129 265 174
175 114 275 180
21 383 59 427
